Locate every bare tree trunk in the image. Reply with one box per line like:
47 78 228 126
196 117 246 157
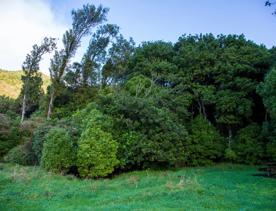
47 88 55 120
228 127 233 149
21 94 26 124
201 101 207 120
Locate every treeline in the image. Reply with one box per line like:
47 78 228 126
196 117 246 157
0 3 276 178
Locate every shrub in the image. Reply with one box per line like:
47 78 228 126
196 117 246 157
32 122 53 163
0 113 20 158
116 131 145 169
224 148 237 162
233 123 263 164
41 127 75 173
4 141 36 165
104 94 190 168
187 115 224 166
261 120 276 162
77 109 118 178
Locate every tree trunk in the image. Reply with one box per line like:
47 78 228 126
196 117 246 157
21 94 26 124
47 88 55 120
228 127 233 149
201 101 207 119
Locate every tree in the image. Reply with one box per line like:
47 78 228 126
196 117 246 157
76 108 118 178
188 115 224 166
81 24 119 86
265 1 276 15
20 37 56 123
102 35 135 85
41 127 75 173
258 69 276 161
47 4 109 119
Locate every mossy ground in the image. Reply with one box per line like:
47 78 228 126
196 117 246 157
0 163 275 210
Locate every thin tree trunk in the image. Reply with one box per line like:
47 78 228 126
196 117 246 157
228 127 232 149
201 100 207 119
21 94 26 124
47 87 55 120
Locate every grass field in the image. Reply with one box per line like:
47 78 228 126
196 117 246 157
0 163 275 210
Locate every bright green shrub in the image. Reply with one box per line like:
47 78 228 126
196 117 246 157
125 75 152 97
233 123 263 164
224 148 237 162
188 115 224 166
41 127 75 173
4 141 36 165
77 109 118 178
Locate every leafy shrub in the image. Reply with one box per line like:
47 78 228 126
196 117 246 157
125 75 153 97
187 115 224 166
4 141 36 165
224 148 237 162
233 123 263 164
116 131 144 169
32 122 53 163
41 127 75 173
77 109 118 178
261 120 276 162
102 93 190 168
0 113 20 158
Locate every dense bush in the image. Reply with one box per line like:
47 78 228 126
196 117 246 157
4 141 36 165
187 115 224 166
116 131 144 169
104 93 190 168
0 113 20 158
233 124 263 164
41 127 75 173
32 122 54 163
224 148 237 162
76 108 118 178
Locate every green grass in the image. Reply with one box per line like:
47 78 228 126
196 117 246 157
0 164 275 210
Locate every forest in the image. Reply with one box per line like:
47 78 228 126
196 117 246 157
0 3 276 180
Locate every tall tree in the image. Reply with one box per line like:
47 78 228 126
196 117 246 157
47 4 109 119
102 35 135 86
20 37 56 123
81 24 119 86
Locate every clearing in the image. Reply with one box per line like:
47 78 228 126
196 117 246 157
0 164 275 210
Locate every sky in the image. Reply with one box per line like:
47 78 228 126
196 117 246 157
0 0 275 74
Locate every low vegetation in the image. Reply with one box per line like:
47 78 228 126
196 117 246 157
0 164 275 210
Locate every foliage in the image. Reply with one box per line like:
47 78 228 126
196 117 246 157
233 123 263 164
0 2 275 173
4 141 36 165
0 114 20 158
104 92 190 168
32 122 54 163
258 69 276 119
224 148 237 162
76 108 118 178
41 127 75 173
188 115 224 166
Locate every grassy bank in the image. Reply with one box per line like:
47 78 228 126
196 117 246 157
0 164 275 210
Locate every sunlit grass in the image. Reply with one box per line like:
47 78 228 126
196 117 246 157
0 163 275 210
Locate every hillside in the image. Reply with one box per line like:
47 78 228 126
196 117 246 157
0 69 50 99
